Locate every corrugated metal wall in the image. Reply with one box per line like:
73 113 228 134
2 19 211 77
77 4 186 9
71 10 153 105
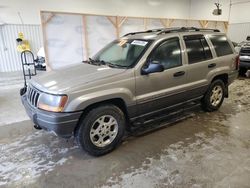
0 24 42 72
228 23 250 43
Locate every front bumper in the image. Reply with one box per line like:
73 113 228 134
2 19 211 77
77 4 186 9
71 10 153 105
21 94 82 138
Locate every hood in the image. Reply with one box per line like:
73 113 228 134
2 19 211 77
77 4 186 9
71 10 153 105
30 63 126 94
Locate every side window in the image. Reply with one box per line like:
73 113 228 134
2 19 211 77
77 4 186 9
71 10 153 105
150 38 182 69
209 35 233 57
184 35 212 64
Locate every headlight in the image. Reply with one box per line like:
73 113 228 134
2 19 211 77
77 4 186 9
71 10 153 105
38 93 68 112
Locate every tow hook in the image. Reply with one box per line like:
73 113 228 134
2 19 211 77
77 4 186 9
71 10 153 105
34 124 42 130
20 87 27 96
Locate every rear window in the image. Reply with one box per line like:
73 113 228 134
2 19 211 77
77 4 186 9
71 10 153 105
209 35 233 57
184 35 212 64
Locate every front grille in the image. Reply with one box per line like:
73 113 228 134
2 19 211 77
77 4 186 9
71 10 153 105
27 85 40 107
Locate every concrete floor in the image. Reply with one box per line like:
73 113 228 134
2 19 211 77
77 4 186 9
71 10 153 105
0 73 250 188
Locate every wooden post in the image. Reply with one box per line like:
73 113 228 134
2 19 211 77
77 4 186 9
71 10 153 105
160 19 166 27
160 19 174 28
206 21 209 28
167 19 175 27
82 15 89 60
224 22 228 33
107 16 117 38
143 18 148 30
44 13 55 24
199 20 209 28
115 16 119 38
107 16 127 38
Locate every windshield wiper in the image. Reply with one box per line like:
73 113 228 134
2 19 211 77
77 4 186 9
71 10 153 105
82 58 103 66
98 60 128 69
105 62 127 68
89 58 102 65
84 58 127 68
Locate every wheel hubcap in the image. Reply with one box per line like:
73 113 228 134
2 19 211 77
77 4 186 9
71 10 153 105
210 85 223 107
90 115 118 147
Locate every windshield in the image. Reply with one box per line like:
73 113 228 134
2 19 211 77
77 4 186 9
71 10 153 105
92 39 151 68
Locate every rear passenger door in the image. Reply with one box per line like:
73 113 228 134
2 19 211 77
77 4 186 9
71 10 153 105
208 34 236 71
182 34 214 98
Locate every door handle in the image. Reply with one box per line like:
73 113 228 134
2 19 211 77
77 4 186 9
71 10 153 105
208 63 216 68
173 71 185 77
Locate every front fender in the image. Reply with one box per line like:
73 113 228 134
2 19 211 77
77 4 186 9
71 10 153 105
65 88 135 112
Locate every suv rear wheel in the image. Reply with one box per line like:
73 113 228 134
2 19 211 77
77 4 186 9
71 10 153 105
75 105 125 156
202 80 225 112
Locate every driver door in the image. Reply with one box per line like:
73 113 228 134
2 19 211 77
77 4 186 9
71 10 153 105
135 37 189 116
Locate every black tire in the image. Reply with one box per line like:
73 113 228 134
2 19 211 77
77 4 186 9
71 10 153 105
75 105 125 156
239 67 247 76
201 80 225 112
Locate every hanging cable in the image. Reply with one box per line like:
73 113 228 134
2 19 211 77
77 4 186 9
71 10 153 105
18 12 24 24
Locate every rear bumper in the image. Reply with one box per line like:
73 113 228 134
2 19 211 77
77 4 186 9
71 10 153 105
21 94 82 138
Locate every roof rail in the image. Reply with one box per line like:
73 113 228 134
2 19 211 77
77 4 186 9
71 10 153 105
123 27 220 37
157 27 220 35
123 29 163 37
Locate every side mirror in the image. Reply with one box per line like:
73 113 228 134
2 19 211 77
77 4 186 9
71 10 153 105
141 61 164 75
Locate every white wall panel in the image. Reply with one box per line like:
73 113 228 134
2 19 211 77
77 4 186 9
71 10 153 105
228 23 250 42
172 20 188 27
87 16 116 57
120 18 144 37
45 14 85 69
230 1 250 24
147 19 162 30
0 24 42 72
227 1 250 42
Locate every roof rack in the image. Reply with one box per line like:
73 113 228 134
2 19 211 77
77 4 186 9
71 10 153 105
123 27 220 37
157 27 220 35
122 28 163 37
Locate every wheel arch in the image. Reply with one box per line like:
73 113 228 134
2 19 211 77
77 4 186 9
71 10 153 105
74 98 131 136
211 73 229 97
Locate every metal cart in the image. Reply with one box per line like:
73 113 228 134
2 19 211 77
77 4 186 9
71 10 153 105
20 50 37 95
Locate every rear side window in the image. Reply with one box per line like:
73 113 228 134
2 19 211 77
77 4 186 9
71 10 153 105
209 35 233 57
184 35 212 64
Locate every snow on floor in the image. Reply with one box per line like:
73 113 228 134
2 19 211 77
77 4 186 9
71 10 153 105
0 131 78 186
101 116 250 188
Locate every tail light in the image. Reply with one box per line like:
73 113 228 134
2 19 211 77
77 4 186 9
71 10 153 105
235 55 240 70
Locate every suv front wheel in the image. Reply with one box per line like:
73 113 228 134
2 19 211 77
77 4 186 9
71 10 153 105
75 104 125 156
202 80 225 112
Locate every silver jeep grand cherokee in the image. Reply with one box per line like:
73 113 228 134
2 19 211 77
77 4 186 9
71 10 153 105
21 27 238 156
